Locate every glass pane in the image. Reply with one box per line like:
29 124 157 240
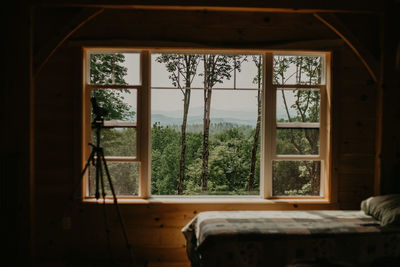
151 89 261 196
89 52 140 85
88 161 139 196
273 160 321 196
91 128 136 157
273 55 324 85
91 89 136 121
276 89 320 123
151 53 263 196
151 53 204 88
276 128 319 155
151 53 263 89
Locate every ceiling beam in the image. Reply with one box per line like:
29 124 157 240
314 13 379 82
35 0 384 13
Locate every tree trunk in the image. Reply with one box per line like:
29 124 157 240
311 161 321 195
248 56 262 193
202 87 212 193
201 55 212 193
177 88 190 194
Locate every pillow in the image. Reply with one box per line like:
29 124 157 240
361 194 400 226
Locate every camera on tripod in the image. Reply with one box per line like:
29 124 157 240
91 97 109 127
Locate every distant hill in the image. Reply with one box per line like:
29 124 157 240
152 106 287 126
152 106 258 126
152 114 257 126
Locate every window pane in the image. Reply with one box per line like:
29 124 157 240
91 89 137 121
276 89 320 123
151 53 262 196
273 160 321 196
89 161 139 196
91 128 136 157
276 128 319 155
151 54 262 89
89 52 141 85
151 53 204 88
273 55 324 85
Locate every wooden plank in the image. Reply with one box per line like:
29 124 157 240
314 13 379 82
37 0 385 13
147 262 190 267
34 8 104 77
338 174 373 192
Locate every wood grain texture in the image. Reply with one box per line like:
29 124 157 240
32 9 380 264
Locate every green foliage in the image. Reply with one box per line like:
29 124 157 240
273 55 322 196
155 54 201 88
88 53 324 197
88 53 138 196
151 123 260 195
90 53 135 120
201 55 246 88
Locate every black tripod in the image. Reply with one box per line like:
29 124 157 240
67 97 136 267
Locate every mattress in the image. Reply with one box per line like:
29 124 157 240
182 210 400 266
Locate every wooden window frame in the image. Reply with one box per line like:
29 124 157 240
264 52 331 200
82 48 332 202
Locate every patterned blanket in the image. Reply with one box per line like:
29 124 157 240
182 210 400 267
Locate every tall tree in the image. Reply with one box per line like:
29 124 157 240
274 55 322 195
247 55 262 193
156 54 201 194
200 55 244 192
90 53 135 120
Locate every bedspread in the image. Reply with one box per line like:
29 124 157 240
182 210 400 267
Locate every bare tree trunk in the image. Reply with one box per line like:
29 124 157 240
201 55 212 193
202 87 212 193
178 56 196 195
177 86 191 194
311 162 321 195
248 56 262 193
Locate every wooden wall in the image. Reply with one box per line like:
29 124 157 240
31 7 383 266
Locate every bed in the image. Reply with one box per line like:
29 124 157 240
182 195 400 267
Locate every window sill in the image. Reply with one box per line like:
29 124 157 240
83 196 337 208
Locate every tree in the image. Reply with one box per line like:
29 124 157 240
89 53 137 195
90 53 135 120
247 55 262 193
155 54 201 194
151 123 181 194
273 55 322 195
200 55 245 192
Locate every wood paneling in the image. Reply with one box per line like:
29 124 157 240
32 8 381 265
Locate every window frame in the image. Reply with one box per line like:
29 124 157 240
82 48 331 202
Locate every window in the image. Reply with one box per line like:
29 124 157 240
82 49 330 200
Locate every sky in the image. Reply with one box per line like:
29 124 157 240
121 53 261 113
107 52 323 121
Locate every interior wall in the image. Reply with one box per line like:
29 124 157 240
32 9 379 265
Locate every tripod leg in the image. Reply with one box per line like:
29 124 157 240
99 149 137 267
98 160 114 265
95 147 102 200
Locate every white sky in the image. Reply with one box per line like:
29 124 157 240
117 53 322 117
121 53 261 112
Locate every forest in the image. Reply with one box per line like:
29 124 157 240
87 52 323 197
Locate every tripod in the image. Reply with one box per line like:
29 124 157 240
66 98 136 267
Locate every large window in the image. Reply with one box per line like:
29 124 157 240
82 49 330 200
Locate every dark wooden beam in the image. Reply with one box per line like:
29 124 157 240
314 13 379 83
34 8 104 77
36 0 384 13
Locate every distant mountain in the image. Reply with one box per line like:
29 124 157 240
152 107 258 126
152 106 287 126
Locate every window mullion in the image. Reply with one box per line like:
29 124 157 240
138 50 151 199
263 53 274 199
